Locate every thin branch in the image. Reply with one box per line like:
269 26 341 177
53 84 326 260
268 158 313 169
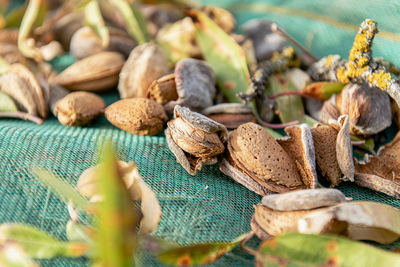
0 112 43 124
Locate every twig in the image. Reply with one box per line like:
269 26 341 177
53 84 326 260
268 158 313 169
257 116 299 129
240 231 257 256
0 112 43 124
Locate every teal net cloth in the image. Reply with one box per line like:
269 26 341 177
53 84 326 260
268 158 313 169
1 1 400 266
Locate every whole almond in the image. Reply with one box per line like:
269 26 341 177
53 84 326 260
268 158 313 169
105 98 167 136
53 51 125 92
55 91 105 126
118 43 169 99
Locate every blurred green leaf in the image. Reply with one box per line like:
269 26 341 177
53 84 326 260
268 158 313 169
0 223 88 259
158 233 248 266
190 10 250 103
0 241 39 267
66 221 92 244
302 82 346 100
0 91 18 112
3 4 25 28
84 0 109 47
269 72 317 126
32 168 89 211
256 233 400 267
110 0 149 44
139 235 179 257
94 141 139 266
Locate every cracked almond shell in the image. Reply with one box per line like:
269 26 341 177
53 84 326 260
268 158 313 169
53 51 125 92
146 73 178 105
118 43 169 99
165 105 227 175
105 98 167 136
354 131 400 198
220 122 308 195
55 91 105 126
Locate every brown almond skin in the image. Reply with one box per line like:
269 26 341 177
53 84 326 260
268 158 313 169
146 73 178 105
105 98 168 136
227 122 304 193
55 91 105 126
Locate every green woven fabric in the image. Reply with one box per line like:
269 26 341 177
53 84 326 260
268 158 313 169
1 1 400 266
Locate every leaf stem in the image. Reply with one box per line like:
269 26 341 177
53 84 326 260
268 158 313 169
351 140 365 146
268 90 305 100
240 231 257 256
257 116 299 129
0 112 43 124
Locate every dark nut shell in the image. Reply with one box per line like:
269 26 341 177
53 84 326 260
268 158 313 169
105 98 167 136
55 91 105 126
164 58 216 114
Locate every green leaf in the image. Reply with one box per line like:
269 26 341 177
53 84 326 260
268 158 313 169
158 233 248 266
0 56 10 75
0 223 88 259
138 235 179 257
32 168 89 211
66 221 92 243
0 91 18 112
94 141 139 266
110 0 149 44
191 10 250 103
302 82 346 100
0 241 39 267
257 233 400 267
84 0 109 47
269 72 305 124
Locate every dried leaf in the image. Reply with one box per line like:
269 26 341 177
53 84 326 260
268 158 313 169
84 0 109 48
257 233 400 266
298 201 400 244
110 0 149 44
94 142 139 266
302 82 345 100
190 10 250 103
0 91 18 112
32 168 89 211
158 233 247 266
0 223 88 259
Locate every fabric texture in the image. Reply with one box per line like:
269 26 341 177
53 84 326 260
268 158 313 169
1 1 400 266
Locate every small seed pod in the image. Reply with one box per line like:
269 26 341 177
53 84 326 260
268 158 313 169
242 19 286 62
55 91 105 126
70 27 136 59
165 105 228 175
52 51 125 92
146 74 178 105
202 103 256 129
164 58 216 114
336 82 392 137
105 98 168 136
118 43 169 99
219 122 317 195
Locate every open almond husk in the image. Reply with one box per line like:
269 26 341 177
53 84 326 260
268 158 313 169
220 123 317 196
165 105 228 175
52 51 125 92
311 114 354 186
252 189 400 244
77 160 161 234
354 131 400 199
8 64 48 118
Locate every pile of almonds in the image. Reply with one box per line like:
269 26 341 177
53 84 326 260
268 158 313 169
2 0 400 246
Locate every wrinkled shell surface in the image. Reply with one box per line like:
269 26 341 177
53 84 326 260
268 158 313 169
53 51 125 92
337 83 392 136
118 43 169 99
55 91 105 126
164 58 216 114
224 122 305 194
105 98 167 136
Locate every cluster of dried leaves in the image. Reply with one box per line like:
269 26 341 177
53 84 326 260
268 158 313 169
2 0 400 266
